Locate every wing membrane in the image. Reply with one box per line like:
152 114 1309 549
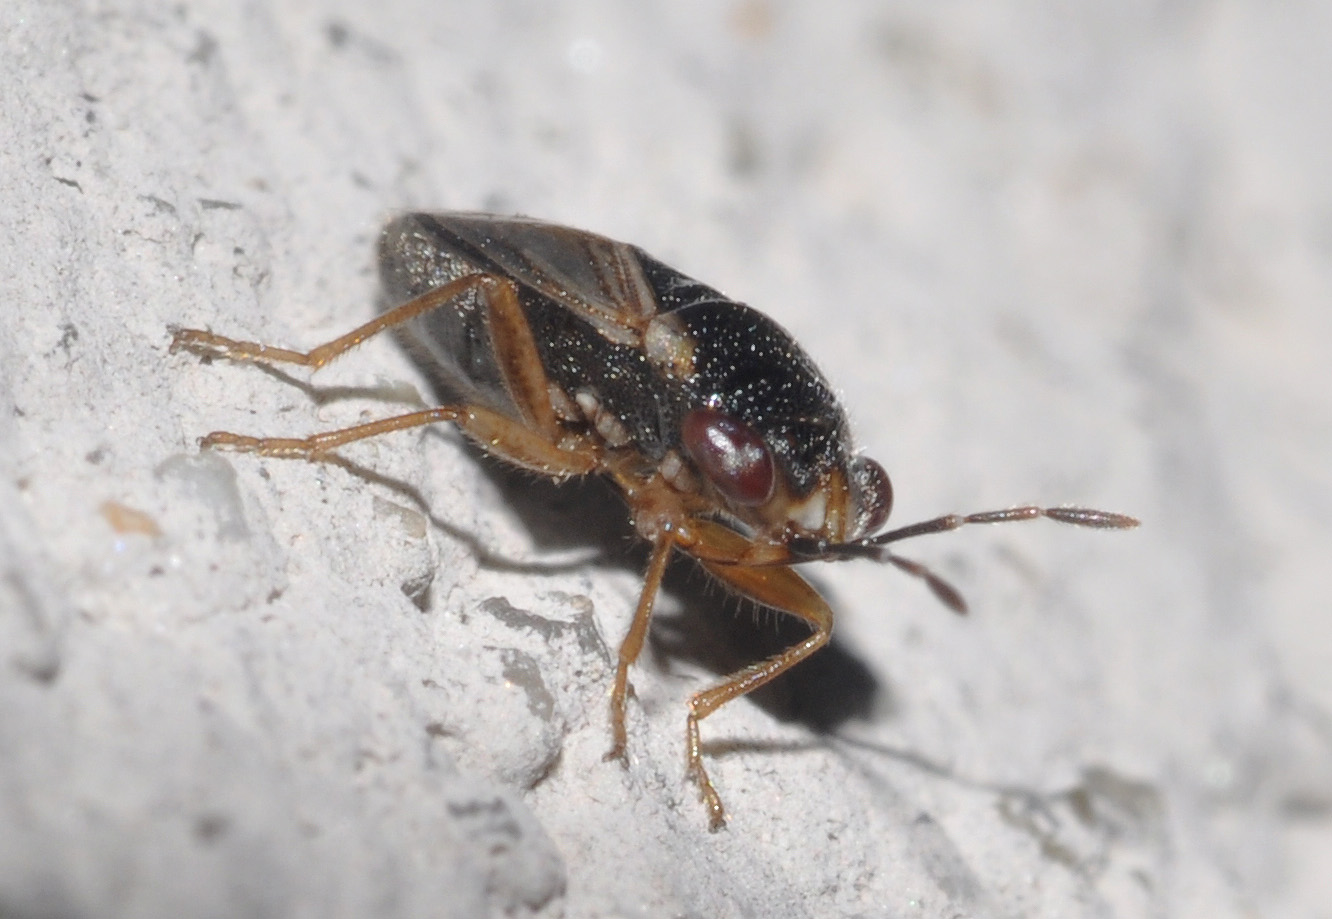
411 213 658 345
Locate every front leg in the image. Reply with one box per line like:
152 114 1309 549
602 509 833 828
685 559 835 831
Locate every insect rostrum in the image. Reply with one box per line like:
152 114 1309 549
172 212 1137 830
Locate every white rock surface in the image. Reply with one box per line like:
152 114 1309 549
2 1 1329 917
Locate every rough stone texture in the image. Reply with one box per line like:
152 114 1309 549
2 1 1329 917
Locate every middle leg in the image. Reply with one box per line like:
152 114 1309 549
200 403 599 480
604 533 676 764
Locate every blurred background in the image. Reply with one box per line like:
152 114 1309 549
1 1 1328 916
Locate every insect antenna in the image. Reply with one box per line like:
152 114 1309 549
813 506 1138 612
864 505 1139 549
881 552 968 614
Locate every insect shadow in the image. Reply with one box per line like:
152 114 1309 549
460 443 887 737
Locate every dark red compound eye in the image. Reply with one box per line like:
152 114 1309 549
680 408 776 507
848 455 893 537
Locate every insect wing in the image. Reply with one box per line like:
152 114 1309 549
406 213 658 345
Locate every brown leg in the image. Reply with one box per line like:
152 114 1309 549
176 272 594 475
686 560 834 831
604 533 675 764
479 276 559 437
674 516 796 567
172 274 498 371
201 404 598 479
173 271 560 437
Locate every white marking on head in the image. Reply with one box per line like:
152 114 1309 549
786 489 828 533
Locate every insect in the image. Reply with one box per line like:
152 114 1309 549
171 212 1138 830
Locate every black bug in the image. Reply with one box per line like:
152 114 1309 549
171 212 1137 830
